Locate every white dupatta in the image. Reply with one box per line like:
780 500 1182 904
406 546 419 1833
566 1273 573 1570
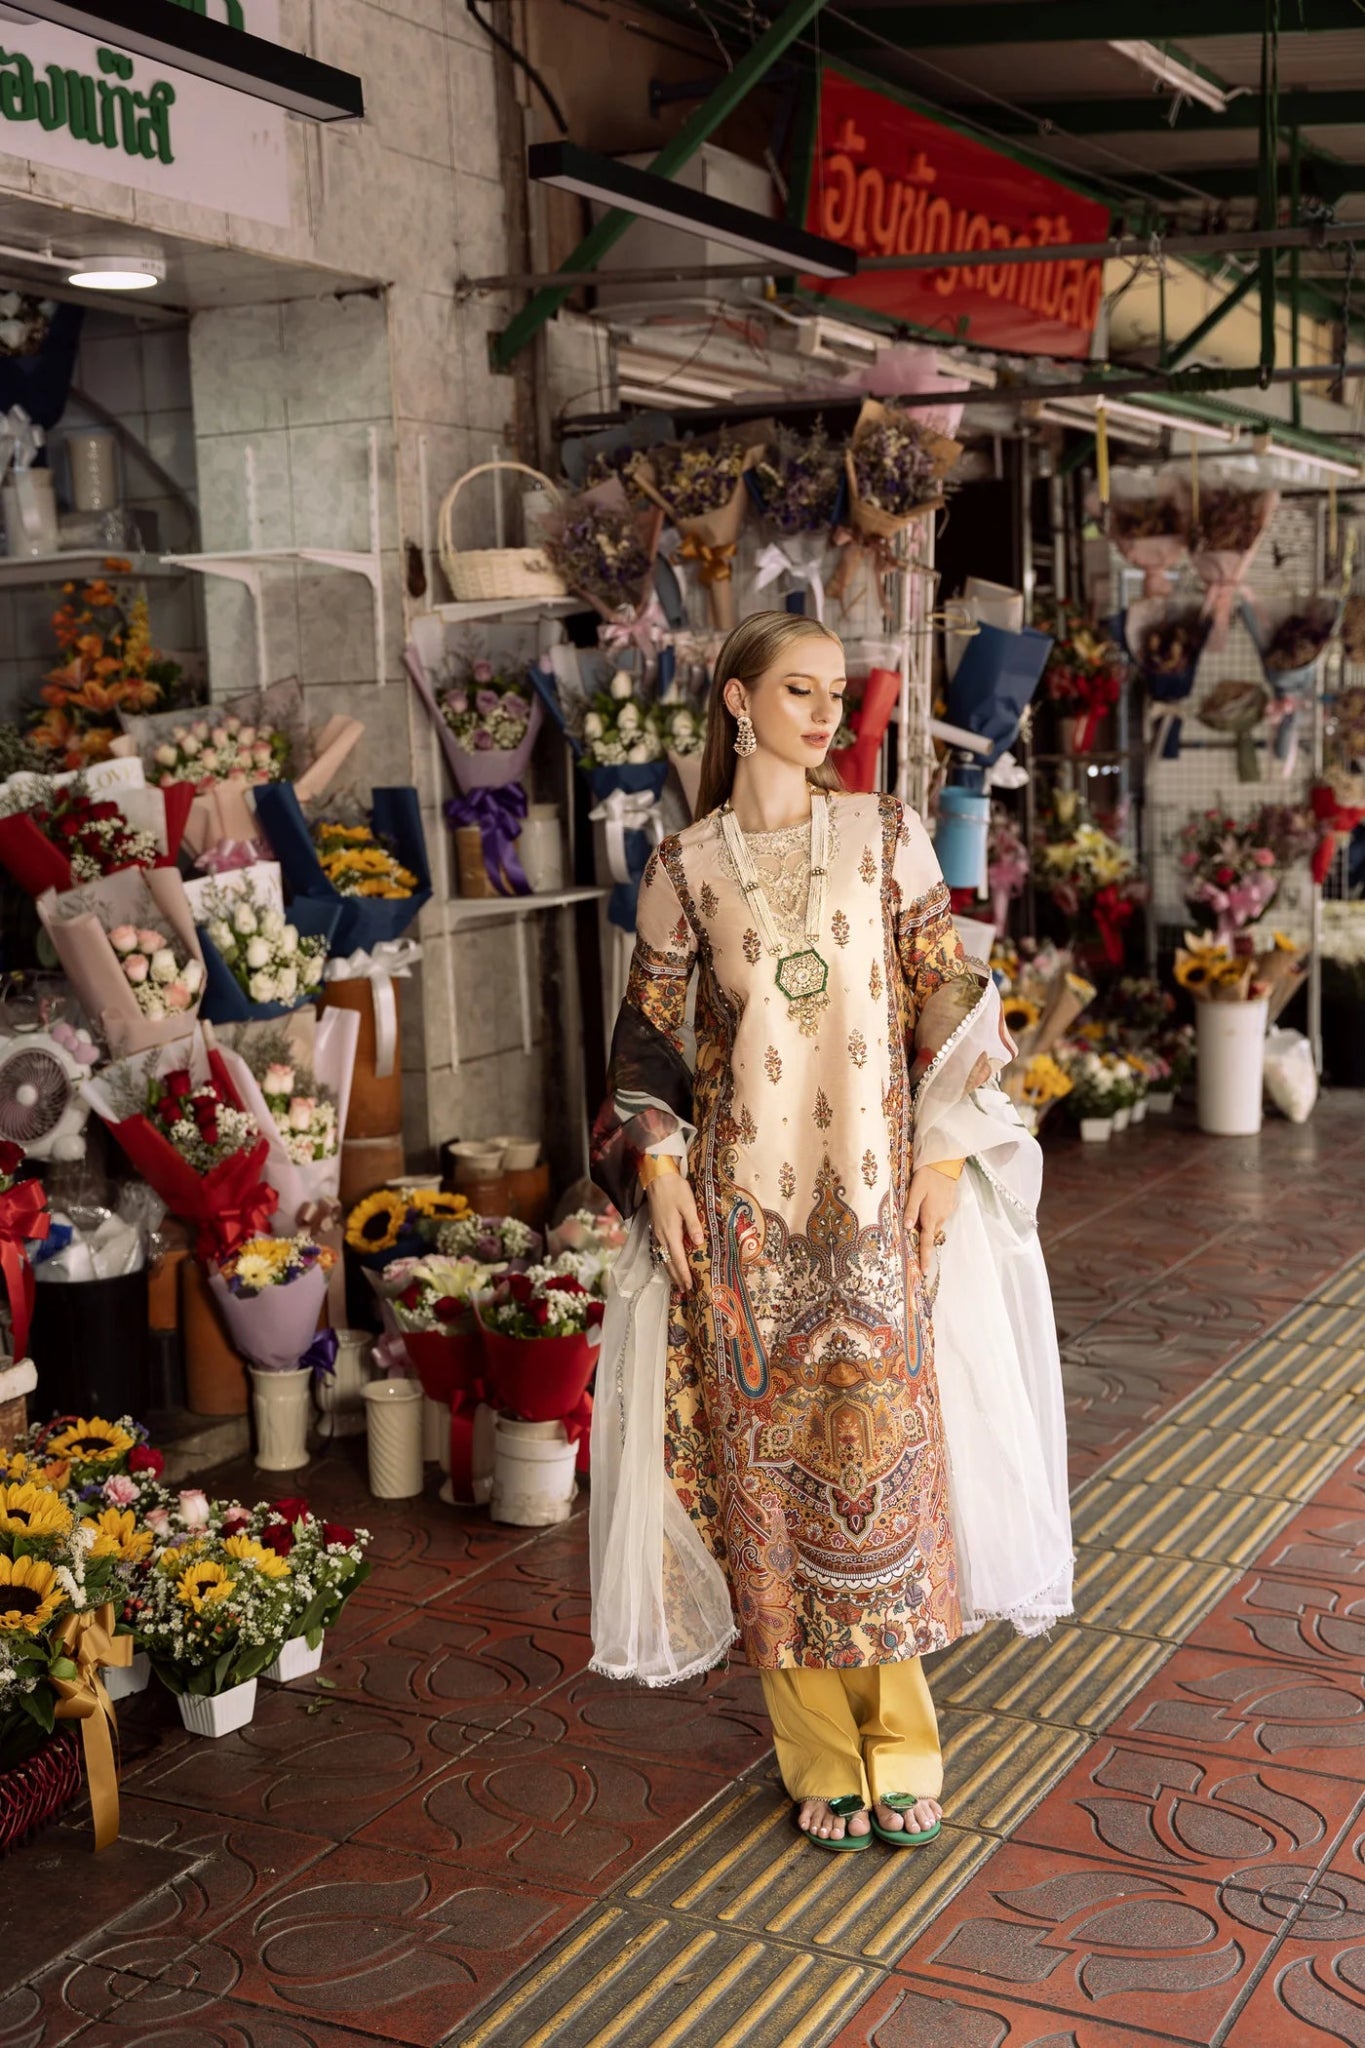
588 978 1073 1685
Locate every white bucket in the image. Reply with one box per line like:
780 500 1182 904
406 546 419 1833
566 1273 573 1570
264 1633 325 1683
102 1650 150 1701
490 1415 577 1527
178 1676 257 1739
363 1377 424 1498
1112 1105 1131 1133
1079 1116 1113 1143
471 1400 497 1505
1197 997 1268 1137
315 1329 374 1440
250 1367 312 1472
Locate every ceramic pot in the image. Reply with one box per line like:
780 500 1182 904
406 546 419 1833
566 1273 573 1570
1079 1116 1114 1142
1147 1090 1175 1114
263 1634 324 1683
490 1415 577 1527
1197 996 1268 1137
1112 1105 1132 1132
101 1651 150 1702
250 1367 312 1471
178 1677 257 1739
363 1377 424 1498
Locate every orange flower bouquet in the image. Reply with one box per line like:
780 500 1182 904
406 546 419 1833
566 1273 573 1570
29 570 186 772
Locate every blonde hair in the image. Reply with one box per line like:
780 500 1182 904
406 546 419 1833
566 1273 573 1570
694 610 846 817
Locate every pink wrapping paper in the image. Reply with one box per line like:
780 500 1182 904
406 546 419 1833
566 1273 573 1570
38 867 207 1057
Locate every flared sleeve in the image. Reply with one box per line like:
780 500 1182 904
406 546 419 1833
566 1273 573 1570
590 844 699 1216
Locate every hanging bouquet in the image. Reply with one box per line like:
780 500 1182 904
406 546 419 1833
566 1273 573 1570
835 397 959 606
544 477 661 621
188 866 332 1023
38 867 206 1055
252 786 431 955
1240 592 1342 770
1105 468 1188 596
131 1528 296 1698
209 1234 335 1372
1035 804 1146 968
1186 462 1279 645
637 432 763 630
748 421 844 537
29 572 187 772
1121 598 1214 761
1037 603 1125 755
1195 677 1272 784
1177 803 1313 940
82 1032 277 1261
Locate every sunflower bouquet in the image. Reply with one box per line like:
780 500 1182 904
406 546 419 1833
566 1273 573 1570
345 1184 470 1265
208 1235 337 1373
998 1050 1074 1131
0 1459 120 1770
21 1413 162 1504
251 784 431 955
992 939 1097 1062
130 1527 297 1698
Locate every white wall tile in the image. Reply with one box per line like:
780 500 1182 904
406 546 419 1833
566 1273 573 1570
319 0 452 170
301 679 411 792
389 290 466 428
189 306 287 435
287 421 397 553
140 328 194 414
145 409 200 495
195 429 293 550
284 293 392 429
448 42 501 183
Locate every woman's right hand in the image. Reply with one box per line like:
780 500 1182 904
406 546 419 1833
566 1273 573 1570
645 1170 704 1291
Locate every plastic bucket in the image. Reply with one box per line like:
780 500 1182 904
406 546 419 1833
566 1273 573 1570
1196 997 1268 1137
933 787 991 892
490 1415 577 1526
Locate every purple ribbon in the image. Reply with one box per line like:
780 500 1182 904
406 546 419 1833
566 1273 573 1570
444 784 531 896
301 1329 338 1380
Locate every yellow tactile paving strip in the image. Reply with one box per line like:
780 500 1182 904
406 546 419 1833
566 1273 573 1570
465 1251 1365 2048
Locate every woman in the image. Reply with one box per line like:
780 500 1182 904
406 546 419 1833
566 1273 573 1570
590 610 1072 1853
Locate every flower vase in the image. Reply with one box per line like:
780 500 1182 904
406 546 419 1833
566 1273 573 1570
423 1397 451 1468
250 1367 312 1471
264 1634 324 1683
314 1329 373 1440
178 1677 258 1739
1197 996 1269 1137
101 1650 150 1702
363 1377 424 1498
1079 1116 1114 1142
1112 1105 1132 1133
1147 1090 1175 1114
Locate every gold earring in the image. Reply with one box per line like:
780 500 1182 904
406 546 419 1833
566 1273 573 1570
733 712 757 757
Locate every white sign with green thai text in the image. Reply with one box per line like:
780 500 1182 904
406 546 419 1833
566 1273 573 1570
0 0 290 229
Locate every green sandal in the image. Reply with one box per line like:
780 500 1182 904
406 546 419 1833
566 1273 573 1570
871 1794 941 1847
796 1794 872 1852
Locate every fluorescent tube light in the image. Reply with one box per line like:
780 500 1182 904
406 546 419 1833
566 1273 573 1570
528 141 858 281
1108 41 1229 115
1260 439 1363 479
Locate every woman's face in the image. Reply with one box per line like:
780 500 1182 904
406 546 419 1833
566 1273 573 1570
725 634 846 772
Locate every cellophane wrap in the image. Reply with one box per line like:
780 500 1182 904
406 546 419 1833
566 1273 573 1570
913 976 1074 1636
589 1114 738 1688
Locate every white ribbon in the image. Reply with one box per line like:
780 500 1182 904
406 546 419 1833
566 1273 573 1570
588 790 665 886
323 938 422 1081
754 540 826 625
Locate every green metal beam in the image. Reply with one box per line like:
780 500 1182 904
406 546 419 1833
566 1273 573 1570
1124 157 1365 202
1160 267 1260 368
492 0 829 371
824 1 1365 50
930 88 1365 137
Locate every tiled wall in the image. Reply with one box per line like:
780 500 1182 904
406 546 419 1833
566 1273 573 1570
0 312 202 721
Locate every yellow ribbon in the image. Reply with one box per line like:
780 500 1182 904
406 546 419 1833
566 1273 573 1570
678 534 737 586
51 1603 129 1851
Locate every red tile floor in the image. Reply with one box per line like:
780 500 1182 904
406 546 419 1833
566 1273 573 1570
2 1094 1363 2047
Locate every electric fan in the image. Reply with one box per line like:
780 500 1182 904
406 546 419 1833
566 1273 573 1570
0 1033 92 1160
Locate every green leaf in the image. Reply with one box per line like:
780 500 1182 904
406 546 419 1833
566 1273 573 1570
313 1675 337 1690
47 1658 78 1681
231 1643 279 1685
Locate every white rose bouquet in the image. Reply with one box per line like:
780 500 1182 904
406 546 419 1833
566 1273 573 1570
185 862 337 1024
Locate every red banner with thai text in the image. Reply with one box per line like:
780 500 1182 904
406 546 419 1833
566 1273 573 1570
801 68 1112 359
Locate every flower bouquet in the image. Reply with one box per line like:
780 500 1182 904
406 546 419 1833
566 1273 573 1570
637 432 764 630
476 1261 604 1433
987 807 1030 934
544 475 663 627
132 1526 297 1730
1195 677 1272 783
1038 603 1125 756
834 398 959 605
28 571 187 774
402 651 545 899
435 1211 540 1267
747 421 845 622
210 1235 336 1472
251 785 431 954
0 759 193 898
1105 468 1187 598
114 678 363 860
1121 598 1214 761
1034 805 1146 970
249 1499 370 1677
38 867 206 1055
1309 768 1365 884
998 1050 1073 1132
1176 804 1313 941
185 863 336 1022
1186 462 1279 645
0 1453 125 1844
369 1251 493 1490
345 1184 471 1269
82 1030 276 1261
1060 1047 1135 1139
1240 592 1342 770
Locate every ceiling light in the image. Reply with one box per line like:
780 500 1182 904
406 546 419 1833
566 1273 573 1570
1036 402 1160 447
1108 41 1229 115
528 141 858 281
1100 398 1239 442
17 0 363 120
65 253 164 291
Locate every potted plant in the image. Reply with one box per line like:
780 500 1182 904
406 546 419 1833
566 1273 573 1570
133 1524 296 1737
245 1500 371 1683
1062 1050 1126 1141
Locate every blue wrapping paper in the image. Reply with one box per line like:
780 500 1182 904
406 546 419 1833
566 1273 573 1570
946 624 1053 766
253 785 432 954
586 761 670 933
194 898 343 1023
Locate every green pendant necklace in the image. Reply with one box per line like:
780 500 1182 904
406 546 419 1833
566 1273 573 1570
721 792 831 1035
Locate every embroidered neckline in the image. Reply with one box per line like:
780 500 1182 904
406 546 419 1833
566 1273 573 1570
738 817 812 849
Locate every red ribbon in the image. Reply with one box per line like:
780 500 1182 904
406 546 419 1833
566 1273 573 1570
197 1173 278 1263
0 1179 50 1363
448 1378 487 1505
1092 884 1136 968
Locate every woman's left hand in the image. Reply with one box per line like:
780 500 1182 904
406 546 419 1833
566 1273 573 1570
905 1166 959 1281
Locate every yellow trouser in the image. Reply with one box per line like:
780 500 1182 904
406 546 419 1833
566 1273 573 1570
759 1661 942 1806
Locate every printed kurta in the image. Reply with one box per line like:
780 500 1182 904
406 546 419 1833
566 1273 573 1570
592 791 975 1669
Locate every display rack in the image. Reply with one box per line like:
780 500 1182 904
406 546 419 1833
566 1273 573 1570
443 886 608 1060
0 551 177 590
162 428 387 688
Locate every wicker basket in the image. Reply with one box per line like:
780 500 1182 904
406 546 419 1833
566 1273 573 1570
438 460 566 603
0 1727 82 1854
